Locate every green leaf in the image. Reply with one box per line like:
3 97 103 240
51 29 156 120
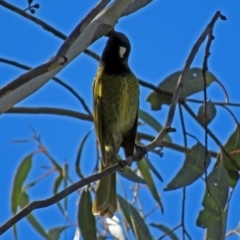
78 187 96 240
165 143 211 190
150 223 179 240
119 167 146 184
53 172 66 217
145 156 163 182
206 207 228 240
76 129 92 178
63 162 68 212
196 164 229 228
11 153 33 214
138 109 162 132
19 192 50 240
137 157 163 212
216 126 240 187
146 68 216 110
138 109 171 142
53 173 63 195
118 195 152 240
197 100 217 125
47 226 69 240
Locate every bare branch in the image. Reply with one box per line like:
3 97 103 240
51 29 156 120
0 0 134 114
0 0 102 61
0 144 147 235
0 58 92 115
6 107 93 122
143 11 226 153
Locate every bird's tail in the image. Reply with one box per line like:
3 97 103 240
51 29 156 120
92 160 117 218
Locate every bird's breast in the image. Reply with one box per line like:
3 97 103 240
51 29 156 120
100 74 139 134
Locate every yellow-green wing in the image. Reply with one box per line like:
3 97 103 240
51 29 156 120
93 67 106 164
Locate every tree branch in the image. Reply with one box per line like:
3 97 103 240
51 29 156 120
0 0 135 114
0 0 104 61
0 57 92 115
0 141 148 235
6 107 93 122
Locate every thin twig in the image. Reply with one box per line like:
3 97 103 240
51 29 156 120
137 132 218 157
182 102 238 169
157 224 181 240
0 58 92 115
221 106 240 125
0 138 148 235
6 107 93 122
0 0 105 61
178 105 192 240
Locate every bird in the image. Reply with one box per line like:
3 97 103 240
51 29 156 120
92 31 139 218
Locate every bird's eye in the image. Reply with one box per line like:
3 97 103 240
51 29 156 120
119 46 126 58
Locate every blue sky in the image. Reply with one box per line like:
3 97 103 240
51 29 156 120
1 0 240 239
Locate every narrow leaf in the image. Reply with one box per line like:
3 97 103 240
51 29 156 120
138 109 163 132
118 195 152 240
63 162 68 213
20 192 50 240
197 100 217 125
119 167 146 184
11 153 33 214
216 126 240 187
165 143 211 190
76 129 92 178
196 164 229 228
137 157 163 212
150 223 179 240
78 187 96 240
48 226 69 240
53 172 66 217
145 156 163 182
147 68 216 110
138 109 171 142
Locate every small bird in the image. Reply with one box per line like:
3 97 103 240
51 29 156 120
92 31 139 217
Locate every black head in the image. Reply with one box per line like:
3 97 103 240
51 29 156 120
100 31 131 74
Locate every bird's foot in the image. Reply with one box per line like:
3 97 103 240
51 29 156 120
115 159 127 172
134 143 148 159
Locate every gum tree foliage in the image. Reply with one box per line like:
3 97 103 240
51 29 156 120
1 1 240 240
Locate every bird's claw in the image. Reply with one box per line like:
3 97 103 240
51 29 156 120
134 143 148 158
115 159 127 172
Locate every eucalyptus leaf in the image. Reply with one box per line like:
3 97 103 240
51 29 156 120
11 153 33 214
137 157 163 212
118 195 152 240
138 109 171 142
78 187 96 240
147 68 216 110
196 164 229 228
206 208 228 240
150 223 179 240
145 156 163 182
76 129 92 178
165 143 211 190
216 126 240 187
20 192 50 240
119 167 145 184
138 109 163 132
197 100 217 125
47 226 69 240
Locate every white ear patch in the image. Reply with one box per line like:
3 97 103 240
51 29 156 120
119 46 126 58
